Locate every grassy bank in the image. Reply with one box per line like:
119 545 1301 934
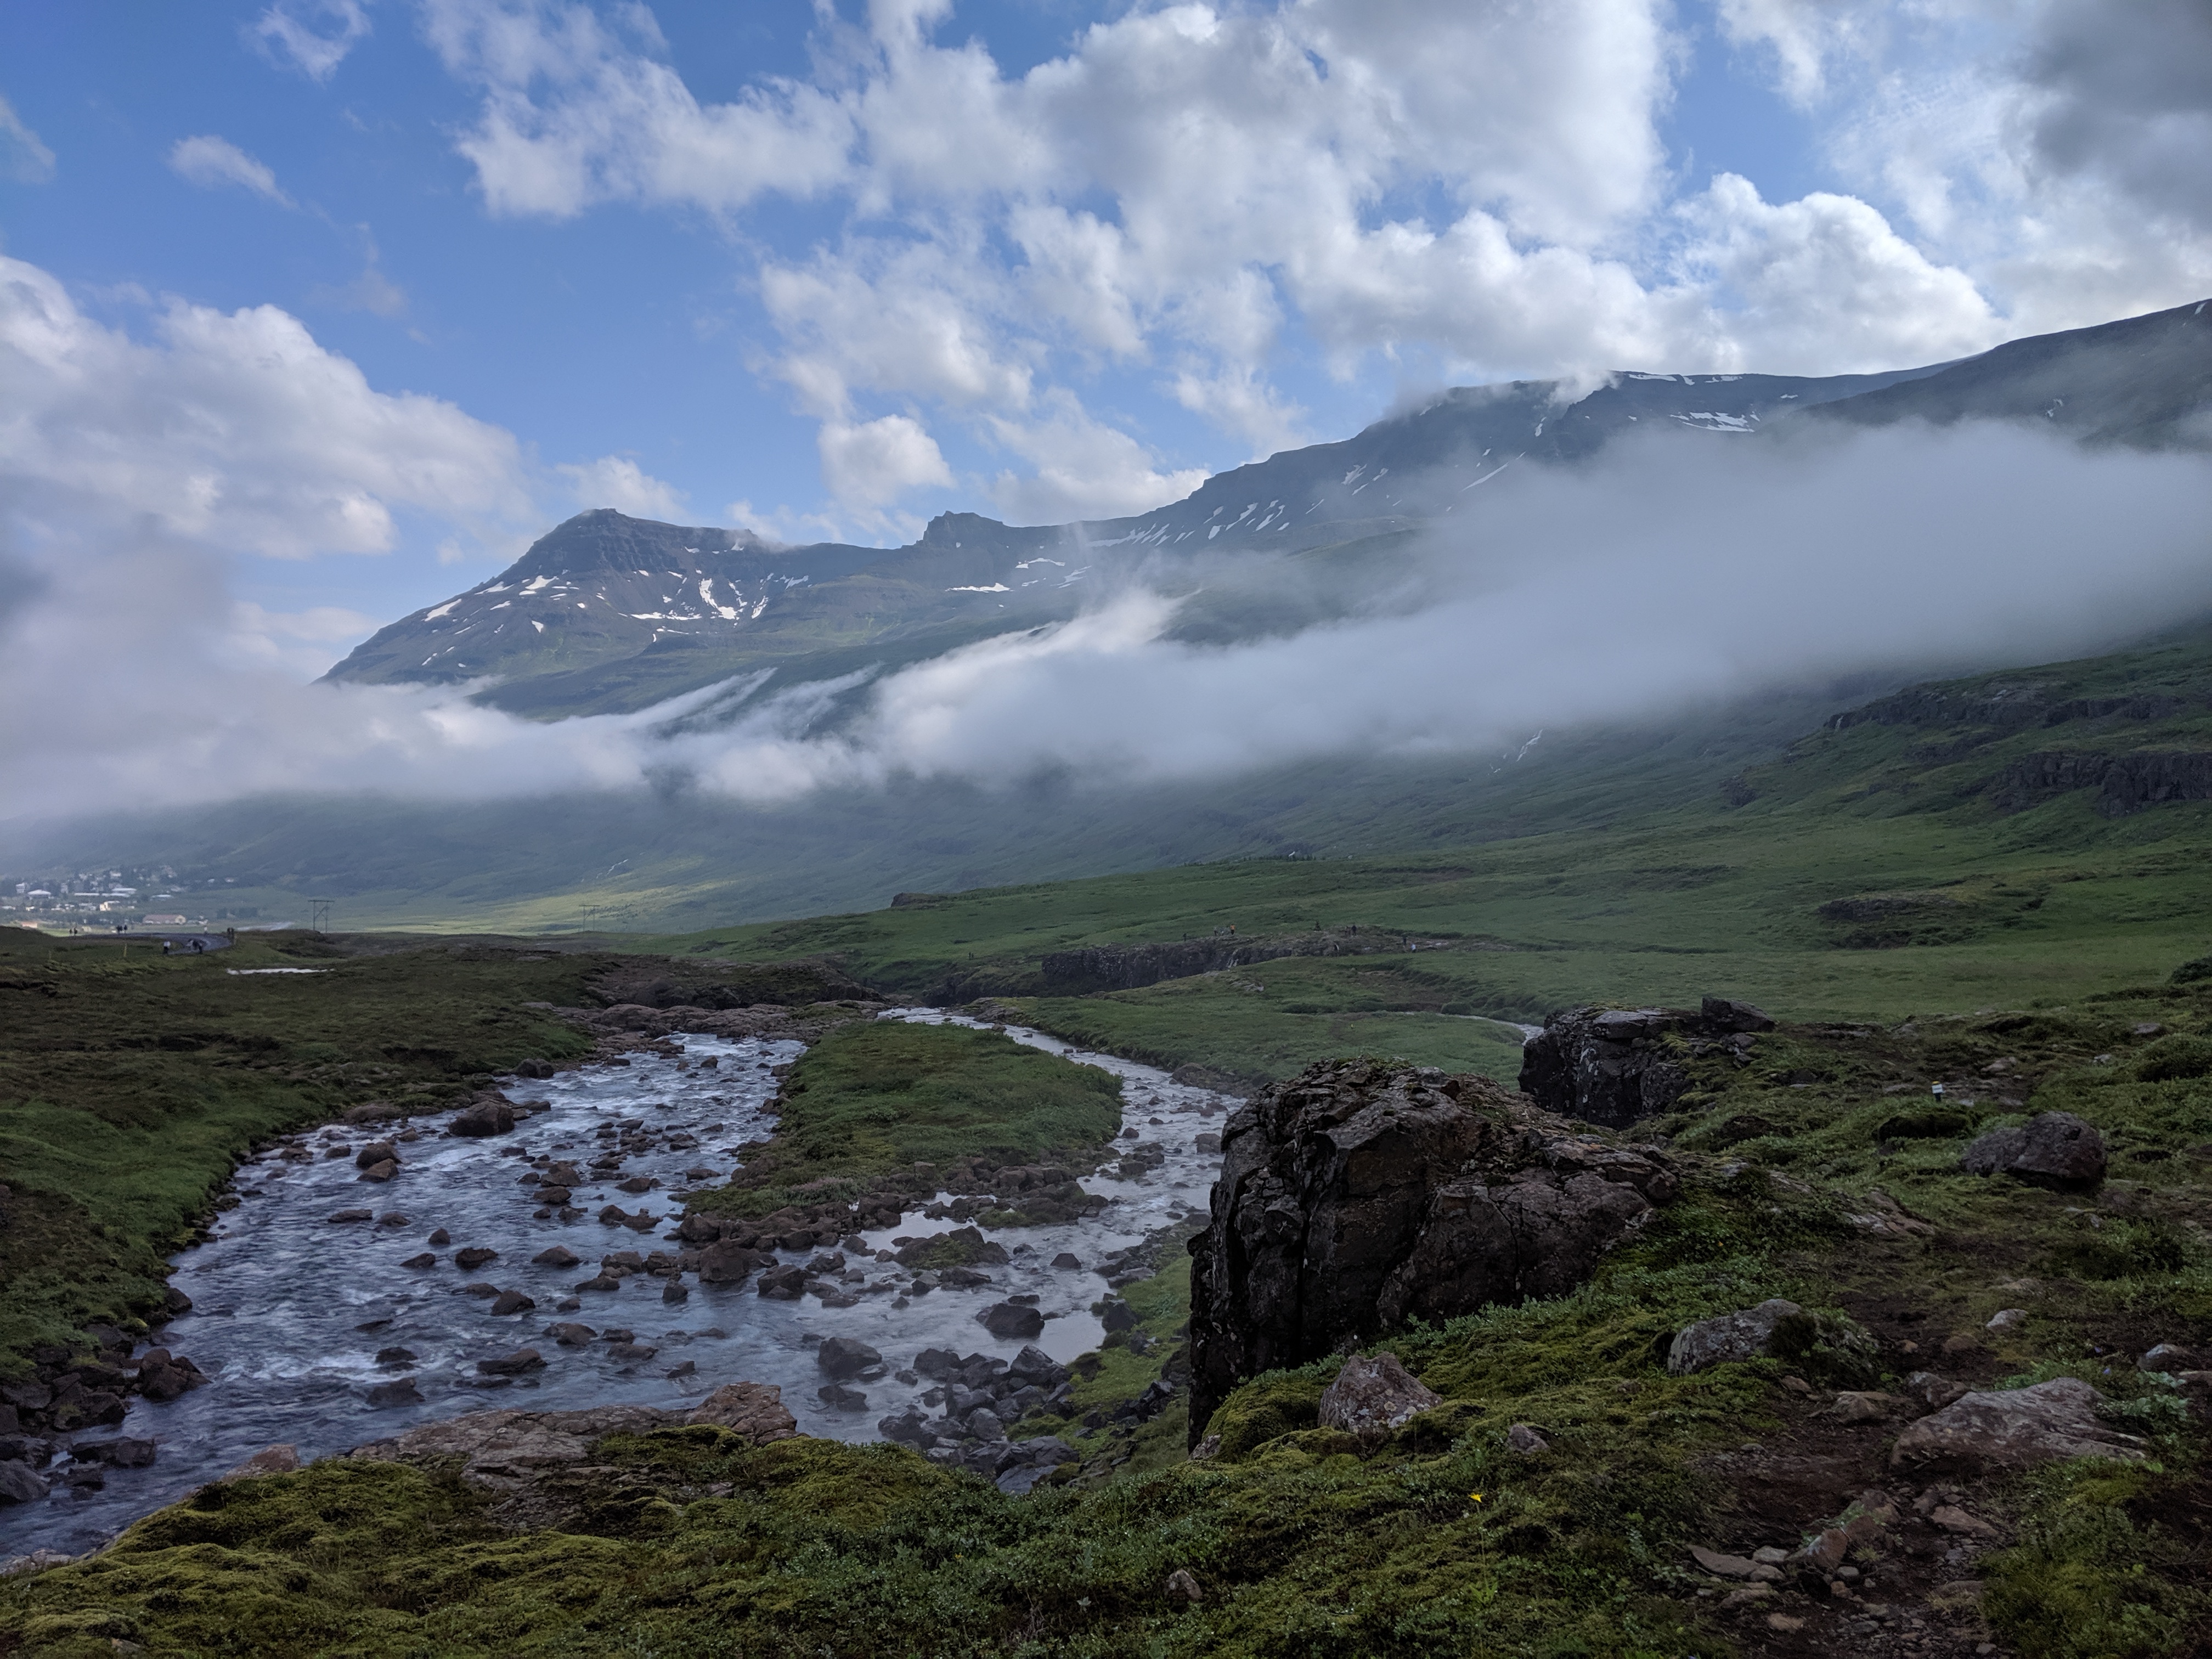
0 930 603 1376
689 1020 1125 1220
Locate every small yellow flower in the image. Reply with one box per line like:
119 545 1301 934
1468 1492 1484 1504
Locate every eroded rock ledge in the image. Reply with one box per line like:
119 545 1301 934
1187 1059 1676 1441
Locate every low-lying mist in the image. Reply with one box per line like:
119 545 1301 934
4 420 2208 833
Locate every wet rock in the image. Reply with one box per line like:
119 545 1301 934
220 1444 300 1480
476 1348 546 1376
454 1246 499 1272
366 1376 425 1407
461 1283 501 1299
817 1384 868 1411
698 1240 766 1285
1099 1300 1140 1333
450 1095 517 1138
354 1141 398 1169
605 1342 657 1363
574 1275 621 1294
375 1347 417 1366
1961 1111 2106 1190
70 1437 156 1469
662 1280 689 1304
489 1290 536 1316
1193 1132 1222 1154
328 1208 373 1224
757 1264 807 1300
979 1302 1046 1340
1005 1345 1069 1390
356 1159 399 1184
1051 1252 1082 1269
913 1348 961 1380
534 1186 572 1206
427 1228 452 1246
1190 1059 1673 1438
878 1407 933 1445
616 1177 656 1195
1317 1352 1441 1434
546 1323 596 1347
0 1461 50 1504
375 1212 410 1228
1891 1377 2147 1472
532 1246 579 1268
966 1407 1006 1441
816 1337 883 1380
1667 1300 1802 1375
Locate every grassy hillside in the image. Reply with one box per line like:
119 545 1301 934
560 628 2212 1085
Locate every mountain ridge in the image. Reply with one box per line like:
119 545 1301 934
325 296 2212 720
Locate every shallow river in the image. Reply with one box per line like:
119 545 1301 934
2 1012 1233 1559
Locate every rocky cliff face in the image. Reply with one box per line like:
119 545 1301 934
1186 1059 1675 1443
1517 997 1774 1128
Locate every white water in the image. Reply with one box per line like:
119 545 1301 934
0 1013 1233 1559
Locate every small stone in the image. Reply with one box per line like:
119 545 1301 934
606 1342 657 1363
356 1160 399 1183
1165 1568 1204 1604
1690 1547 1763 1580
1505 1423 1548 1456
978 1302 1046 1340
1718 1583 1773 1609
1930 1504 2000 1538
1051 1252 1082 1269
1751 1546 1788 1565
547 1323 596 1346
327 1208 373 1224
533 1246 580 1268
489 1290 536 1316
475 1348 545 1376
2139 1342 2198 1373
427 1228 451 1246
1985 1308 2028 1334
1832 1391 1911 1424
400 1252 437 1269
1780 1375 1812 1395
365 1378 423 1407
817 1337 885 1380
1766 1613 1805 1632
454 1246 499 1271
374 1347 417 1365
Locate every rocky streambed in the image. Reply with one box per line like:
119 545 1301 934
0 1011 1234 1560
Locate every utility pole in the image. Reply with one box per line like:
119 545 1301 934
308 898 332 935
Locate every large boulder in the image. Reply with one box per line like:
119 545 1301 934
1188 1059 1675 1442
816 1338 883 1380
1961 1111 2106 1190
1317 1353 1441 1434
1890 1377 2146 1472
1667 1300 1803 1375
450 1094 517 1138
1519 997 1770 1127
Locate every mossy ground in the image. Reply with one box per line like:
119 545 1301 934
0 930 605 1378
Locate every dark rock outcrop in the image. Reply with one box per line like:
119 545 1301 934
1517 997 1771 1127
1962 1111 2106 1190
1187 1059 1675 1442
1996 749 2212 816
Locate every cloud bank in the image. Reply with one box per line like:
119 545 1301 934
6 415 2209 830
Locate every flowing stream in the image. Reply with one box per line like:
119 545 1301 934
1 1012 1234 1560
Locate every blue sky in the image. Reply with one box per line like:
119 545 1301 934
2 0 2208 653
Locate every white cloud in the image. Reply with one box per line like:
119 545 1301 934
228 600 380 677
817 414 953 507
251 0 373 81
987 393 1206 524
557 454 689 519
0 253 536 558
168 136 293 205
0 94 55 184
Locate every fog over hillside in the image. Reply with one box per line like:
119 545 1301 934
4 416 2209 840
